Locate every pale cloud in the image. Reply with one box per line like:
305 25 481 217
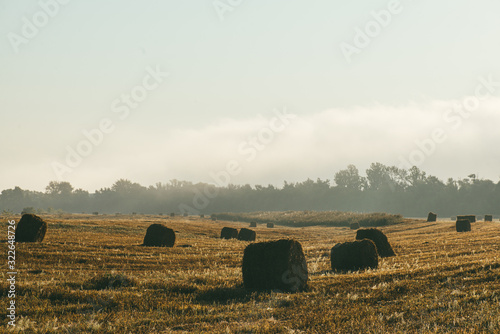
2 98 500 192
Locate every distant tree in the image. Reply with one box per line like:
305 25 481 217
386 166 408 190
111 179 145 195
3 162 500 217
2 186 25 201
334 165 365 190
366 163 392 191
407 166 427 187
1 187 28 212
45 181 74 196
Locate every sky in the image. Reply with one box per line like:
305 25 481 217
1 0 500 192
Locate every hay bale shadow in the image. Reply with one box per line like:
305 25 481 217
84 273 136 290
195 285 250 304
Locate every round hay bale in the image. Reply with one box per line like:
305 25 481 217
220 227 238 239
169 212 175 217
484 215 493 222
267 222 274 228
238 228 256 241
355 228 395 257
427 212 437 222
211 217 217 222
330 239 378 272
456 219 471 232
249 221 257 227
143 224 175 247
15 214 47 242
350 222 360 230
242 239 308 292
457 215 476 223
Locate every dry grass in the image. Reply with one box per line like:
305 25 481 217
214 211 403 227
1 213 500 333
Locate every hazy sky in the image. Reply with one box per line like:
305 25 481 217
1 0 500 192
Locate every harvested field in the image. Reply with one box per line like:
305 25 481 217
2 213 500 333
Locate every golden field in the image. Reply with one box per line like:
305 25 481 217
1 213 500 333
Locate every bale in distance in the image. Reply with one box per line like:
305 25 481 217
238 228 256 241
15 214 47 242
249 221 257 227
170 212 175 217
267 222 274 228
242 239 308 292
350 222 360 230
330 239 378 272
456 219 471 232
484 215 493 222
221 227 238 239
355 228 395 257
200 214 205 218
457 215 476 223
143 224 175 247
211 217 217 222
427 212 437 222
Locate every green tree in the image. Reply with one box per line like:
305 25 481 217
111 179 144 195
45 181 74 196
366 163 391 191
334 164 365 190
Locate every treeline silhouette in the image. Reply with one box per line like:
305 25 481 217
1 163 499 217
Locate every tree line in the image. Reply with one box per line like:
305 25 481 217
1 163 499 217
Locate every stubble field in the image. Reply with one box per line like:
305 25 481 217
1 213 500 333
